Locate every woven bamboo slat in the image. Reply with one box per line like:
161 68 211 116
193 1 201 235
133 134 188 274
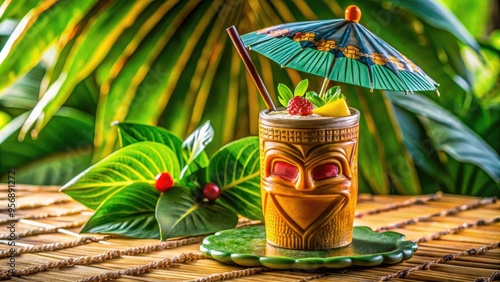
0 185 498 281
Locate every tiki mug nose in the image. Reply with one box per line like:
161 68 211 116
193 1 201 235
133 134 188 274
295 171 314 191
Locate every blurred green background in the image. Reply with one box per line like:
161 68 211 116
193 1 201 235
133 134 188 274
0 0 498 196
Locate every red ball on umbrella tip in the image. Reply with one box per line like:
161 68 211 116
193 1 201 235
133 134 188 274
345 5 362 23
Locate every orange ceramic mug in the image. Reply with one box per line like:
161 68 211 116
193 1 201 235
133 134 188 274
259 108 360 250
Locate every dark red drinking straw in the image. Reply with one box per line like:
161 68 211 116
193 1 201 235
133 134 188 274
227 26 277 111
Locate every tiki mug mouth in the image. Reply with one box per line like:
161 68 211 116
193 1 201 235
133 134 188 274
261 180 350 231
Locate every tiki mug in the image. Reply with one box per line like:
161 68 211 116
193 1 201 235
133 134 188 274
259 108 360 250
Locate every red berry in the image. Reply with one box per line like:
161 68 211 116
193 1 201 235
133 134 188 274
155 172 174 192
203 183 221 201
287 96 314 116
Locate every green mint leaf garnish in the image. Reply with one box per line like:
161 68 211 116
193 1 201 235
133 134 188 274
324 86 341 103
294 78 309 97
277 83 293 106
305 91 325 108
278 96 288 108
277 81 347 109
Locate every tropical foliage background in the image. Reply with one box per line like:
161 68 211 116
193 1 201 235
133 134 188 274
0 0 499 196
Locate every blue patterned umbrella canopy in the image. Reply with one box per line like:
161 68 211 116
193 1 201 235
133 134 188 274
241 6 439 94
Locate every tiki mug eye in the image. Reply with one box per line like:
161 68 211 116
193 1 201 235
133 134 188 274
311 163 339 180
272 161 299 182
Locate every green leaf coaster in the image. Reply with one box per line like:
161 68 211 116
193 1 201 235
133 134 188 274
200 226 417 270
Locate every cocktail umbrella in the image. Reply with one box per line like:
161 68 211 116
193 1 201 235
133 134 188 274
240 5 439 96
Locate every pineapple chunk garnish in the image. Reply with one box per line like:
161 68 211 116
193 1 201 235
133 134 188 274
312 98 350 117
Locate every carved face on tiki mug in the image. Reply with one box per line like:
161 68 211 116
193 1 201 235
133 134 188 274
259 109 360 250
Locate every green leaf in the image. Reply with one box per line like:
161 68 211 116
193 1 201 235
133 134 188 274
0 19 17 50
60 141 180 210
208 136 262 220
0 64 44 112
426 28 473 98
93 1 182 159
392 104 451 193
40 1 108 95
388 92 500 185
324 86 341 103
439 0 490 38
277 83 293 106
81 182 160 239
305 91 324 108
156 185 238 240
0 64 95 185
0 110 10 127
0 61 97 117
124 1 220 132
344 88 390 194
0 0 98 91
20 1 150 140
94 0 176 87
0 0 44 21
184 152 210 182
394 0 480 53
40 37 75 95
181 120 214 178
114 122 209 182
446 158 498 196
278 96 288 108
1 145 93 186
115 122 184 161
0 108 94 185
354 88 422 195
294 78 308 97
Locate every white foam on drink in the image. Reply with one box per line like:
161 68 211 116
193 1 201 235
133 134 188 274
266 110 332 120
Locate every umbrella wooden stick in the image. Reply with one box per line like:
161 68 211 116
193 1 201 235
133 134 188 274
227 26 277 111
319 77 330 98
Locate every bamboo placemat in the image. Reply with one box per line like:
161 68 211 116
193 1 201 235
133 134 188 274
0 185 498 281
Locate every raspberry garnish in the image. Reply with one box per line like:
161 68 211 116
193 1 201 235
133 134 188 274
287 96 314 116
